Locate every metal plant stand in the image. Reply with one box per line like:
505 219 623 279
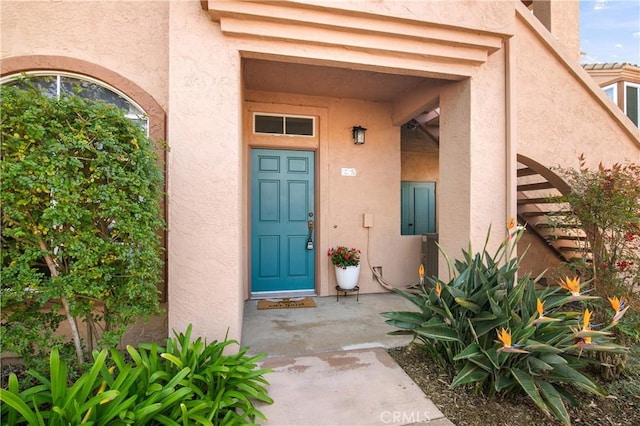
336 285 360 302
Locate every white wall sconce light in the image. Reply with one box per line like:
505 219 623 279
352 126 367 144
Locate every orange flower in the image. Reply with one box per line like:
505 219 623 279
609 296 622 311
418 264 425 285
496 328 529 353
532 298 561 324
497 328 511 347
557 277 598 301
572 309 593 347
558 277 581 296
582 308 592 330
608 296 630 324
435 282 442 297
506 217 517 240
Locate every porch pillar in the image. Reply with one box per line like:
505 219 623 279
167 2 244 342
438 49 508 274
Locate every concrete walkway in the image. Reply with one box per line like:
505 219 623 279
242 293 455 425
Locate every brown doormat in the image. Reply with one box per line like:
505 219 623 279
257 297 317 310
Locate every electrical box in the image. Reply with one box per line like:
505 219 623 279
421 233 439 279
363 213 373 228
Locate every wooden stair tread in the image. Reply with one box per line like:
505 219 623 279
517 197 564 205
517 167 537 177
517 181 556 191
546 235 587 241
535 222 582 229
520 210 572 217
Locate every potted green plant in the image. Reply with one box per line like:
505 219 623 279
328 246 361 289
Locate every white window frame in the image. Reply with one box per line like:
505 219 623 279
253 112 315 137
602 83 617 104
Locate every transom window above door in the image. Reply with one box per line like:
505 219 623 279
254 113 315 137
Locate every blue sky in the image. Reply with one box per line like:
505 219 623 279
580 0 640 65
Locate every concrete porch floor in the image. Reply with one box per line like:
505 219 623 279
241 292 416 357
241 292 454 425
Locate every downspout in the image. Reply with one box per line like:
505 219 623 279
505 36 518 249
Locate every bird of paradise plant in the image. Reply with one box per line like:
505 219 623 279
382 220 628 426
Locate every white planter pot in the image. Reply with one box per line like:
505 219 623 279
335 265 360 290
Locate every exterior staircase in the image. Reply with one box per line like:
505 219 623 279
516 154 591 264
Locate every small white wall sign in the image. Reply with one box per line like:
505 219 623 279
341 168 357 176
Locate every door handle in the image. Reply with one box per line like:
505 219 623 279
306 219 314 250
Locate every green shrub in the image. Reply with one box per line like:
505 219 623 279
1 80 165 365
0 325 273 425
382 224 628 426
552 156 639 339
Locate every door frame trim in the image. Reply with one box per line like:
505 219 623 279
244 101 329 299
249 148 316 295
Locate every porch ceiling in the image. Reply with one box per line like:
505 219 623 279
243 58 442 104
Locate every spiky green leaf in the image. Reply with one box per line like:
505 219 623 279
415 324 459 342
453 343 481 361
451 362 489 387
537 380 570 426
510 367 549 417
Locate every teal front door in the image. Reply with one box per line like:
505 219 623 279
251 149 315 294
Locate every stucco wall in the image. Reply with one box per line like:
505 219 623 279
531 0 580 63
515 11 640 169
167 2 244 342
325 99 407 293
400 126 439 183
401 153 439 182
0 1 169 111
439 48 509 265
518 232 570 283
302 0 514 36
